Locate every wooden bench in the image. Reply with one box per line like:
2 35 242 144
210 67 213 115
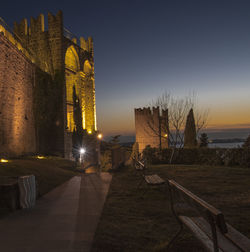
132 157 165 194
167 179 250 252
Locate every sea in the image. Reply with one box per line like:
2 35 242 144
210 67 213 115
105 128 250 149
208 142 243 148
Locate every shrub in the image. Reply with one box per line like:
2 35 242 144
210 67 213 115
141 146 250 167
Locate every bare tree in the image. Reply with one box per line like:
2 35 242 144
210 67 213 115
147 91 209 148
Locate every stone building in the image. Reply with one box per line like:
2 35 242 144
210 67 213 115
0 11 97 158
134 107 169 153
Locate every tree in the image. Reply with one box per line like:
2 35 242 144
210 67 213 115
72 85 83 160
184 108 197 148
243 135 250 148
199 133 209 148
73 85 83 133
149 92 209 148
109 135 121 147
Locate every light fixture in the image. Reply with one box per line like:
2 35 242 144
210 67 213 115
80 148 86 154
97 133 103 139
0 159 9 163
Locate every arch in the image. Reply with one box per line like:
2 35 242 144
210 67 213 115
65 46 80 132
84 60 92 74
65 46 80 72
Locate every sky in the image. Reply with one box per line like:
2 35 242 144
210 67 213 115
2 0 250 138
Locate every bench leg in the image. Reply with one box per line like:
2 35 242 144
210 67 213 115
166 181 184 250
141 184 150 198
136 177 144 190
166 222 184 251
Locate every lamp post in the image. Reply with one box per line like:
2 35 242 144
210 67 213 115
79 148 85 168
97 133 102 168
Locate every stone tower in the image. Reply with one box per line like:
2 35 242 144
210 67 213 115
134 107 169 153
0 11 97 158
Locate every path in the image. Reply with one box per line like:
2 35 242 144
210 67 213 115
0 172 112 252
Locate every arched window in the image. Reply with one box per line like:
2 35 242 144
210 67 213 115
84 60 92 74
65 46 80 132
65 46 80 72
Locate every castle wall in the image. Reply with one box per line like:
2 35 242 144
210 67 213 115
135 107 169 153
0 33 36 156
0 11 97 158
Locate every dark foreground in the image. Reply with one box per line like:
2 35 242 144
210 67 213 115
0 156 78 217
0 173 112 252
92 165 250 251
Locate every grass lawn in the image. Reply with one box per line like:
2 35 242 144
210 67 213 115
0 156 78 217
92 165 250 252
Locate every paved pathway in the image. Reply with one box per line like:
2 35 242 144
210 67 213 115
0 172 112 252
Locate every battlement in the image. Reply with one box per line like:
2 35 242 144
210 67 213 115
13 18 28 37
0 24 33 61
66 34 93 53
135 106 169 152
135 106 165 117
30 14 44 34
135 107 152 115
13 11 63 38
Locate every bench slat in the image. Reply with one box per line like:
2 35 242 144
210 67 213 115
169 180 250 252
225 224 250 252
169 180 227 234
179 215 218 252
144 174 165 185
189 217 242 252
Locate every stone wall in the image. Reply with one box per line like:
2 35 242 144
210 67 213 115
0 33 36 156
0 11 97 158
135 107 169 153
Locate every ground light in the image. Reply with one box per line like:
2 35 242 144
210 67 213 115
37 156 45 159
97 133 103 139
0 159 9 163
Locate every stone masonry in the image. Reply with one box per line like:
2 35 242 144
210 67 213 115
135 107 169 153
0 33 36 156
0 11 97 158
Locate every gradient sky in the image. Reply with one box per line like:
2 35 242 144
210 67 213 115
2 0 250 136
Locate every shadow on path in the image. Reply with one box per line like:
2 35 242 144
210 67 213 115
0 172 112 252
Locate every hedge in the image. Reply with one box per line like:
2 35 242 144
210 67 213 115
142 146 250 167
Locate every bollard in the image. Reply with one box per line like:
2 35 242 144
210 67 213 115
18 175 36 209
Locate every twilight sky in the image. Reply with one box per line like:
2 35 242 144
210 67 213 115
2 0 250 137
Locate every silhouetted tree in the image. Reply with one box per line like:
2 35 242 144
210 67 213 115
72 85 83 160
73 86 83 133
149 92 209 148
199 133 209 147
109 135 121 147
184 108 197 148
243 134 250 148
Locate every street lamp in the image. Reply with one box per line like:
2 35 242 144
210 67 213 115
79 148 86 164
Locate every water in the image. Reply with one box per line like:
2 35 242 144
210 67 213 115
208 142 243 148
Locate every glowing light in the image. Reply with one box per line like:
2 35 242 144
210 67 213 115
88 130 92 134
97 133 103 139
37 156 45 159
164 134 168 137
0 159 9 163
80 148 86 154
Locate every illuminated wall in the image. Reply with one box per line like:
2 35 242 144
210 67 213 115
0 33 36 156
135 107 169 152
65 46 80 131
0 11 97 157
65 46 97 134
